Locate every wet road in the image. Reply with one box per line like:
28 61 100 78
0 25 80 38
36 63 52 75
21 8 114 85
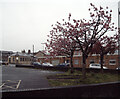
1 65 62 91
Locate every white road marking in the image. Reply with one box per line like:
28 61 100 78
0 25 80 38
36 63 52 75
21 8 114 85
0 83 5 88
3 85 16 89
6 80 18 83
16 80 21 89
1 80 21 90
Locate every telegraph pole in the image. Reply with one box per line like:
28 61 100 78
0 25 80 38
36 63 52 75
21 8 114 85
32 45 34 63
33 45 34 54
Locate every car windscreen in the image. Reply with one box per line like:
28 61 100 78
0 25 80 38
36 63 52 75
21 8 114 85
91 64 100 66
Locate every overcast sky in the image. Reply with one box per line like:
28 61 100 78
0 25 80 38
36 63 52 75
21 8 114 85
0 0 119 52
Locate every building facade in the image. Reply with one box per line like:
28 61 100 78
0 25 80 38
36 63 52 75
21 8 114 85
38 51 119 69
0 51 14 64
8 52 33 65
34 50 47 64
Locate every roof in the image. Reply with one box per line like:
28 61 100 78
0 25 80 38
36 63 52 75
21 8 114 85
34 50 46 56
10 52 33 57
0 51 14 54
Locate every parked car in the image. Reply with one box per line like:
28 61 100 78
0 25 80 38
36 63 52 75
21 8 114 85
0 61 8 65
42 63 53 66
56 63 69 67
32 62 42 66
116 67 120 70
89 63 108 69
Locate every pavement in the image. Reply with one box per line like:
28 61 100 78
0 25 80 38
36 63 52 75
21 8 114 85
1 64 62 91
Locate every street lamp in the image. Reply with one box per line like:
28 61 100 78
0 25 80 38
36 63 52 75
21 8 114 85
16 52 19 65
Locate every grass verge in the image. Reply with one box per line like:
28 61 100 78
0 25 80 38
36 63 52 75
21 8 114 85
47 70 120 87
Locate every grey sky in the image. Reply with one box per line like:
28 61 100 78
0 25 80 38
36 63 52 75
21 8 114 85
0 0 119 52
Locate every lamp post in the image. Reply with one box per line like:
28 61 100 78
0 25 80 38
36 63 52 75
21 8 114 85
8 56 11 64
16 52 19 65
32 45 34 63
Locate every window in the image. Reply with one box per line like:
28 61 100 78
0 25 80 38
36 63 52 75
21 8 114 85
20 58 22 61
74 51 78 55
66 60 69 63
52 60 59 65
74 59 79 65
109 60 116 65
74 51 81 56
22 58 24 61
90 60 95 64
13 57 15 62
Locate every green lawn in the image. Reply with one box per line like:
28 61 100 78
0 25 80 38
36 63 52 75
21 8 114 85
47 70 120 87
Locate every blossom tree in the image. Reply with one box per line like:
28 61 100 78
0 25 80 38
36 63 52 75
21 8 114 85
66 3 117 78
45 22 78 73
45 3 116 78
91 34 118 72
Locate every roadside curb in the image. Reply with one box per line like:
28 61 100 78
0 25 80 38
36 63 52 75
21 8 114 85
2 81 120 97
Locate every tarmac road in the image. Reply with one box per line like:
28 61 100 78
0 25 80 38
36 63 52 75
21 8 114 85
1 64 62 91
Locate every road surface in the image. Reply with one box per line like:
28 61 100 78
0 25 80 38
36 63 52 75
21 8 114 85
1 64 62 91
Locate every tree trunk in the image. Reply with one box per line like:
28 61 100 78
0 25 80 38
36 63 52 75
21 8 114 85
70 50 74 74
82 53 87 79
100 54 104 73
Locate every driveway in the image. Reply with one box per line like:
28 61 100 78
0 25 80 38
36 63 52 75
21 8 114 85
1 65 62 91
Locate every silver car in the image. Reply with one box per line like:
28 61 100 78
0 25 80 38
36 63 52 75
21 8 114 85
89 63 108 69
42 63 53 66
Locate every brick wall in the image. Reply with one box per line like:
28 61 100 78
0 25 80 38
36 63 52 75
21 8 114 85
38 54 118 69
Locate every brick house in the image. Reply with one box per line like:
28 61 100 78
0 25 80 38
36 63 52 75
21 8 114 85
37 50 119 69
34 51 47 63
